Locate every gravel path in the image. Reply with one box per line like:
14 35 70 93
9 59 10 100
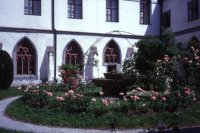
0 96 144 133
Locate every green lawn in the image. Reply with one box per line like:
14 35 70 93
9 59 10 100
2 87 200 130
5 98 200 129
0 87 22 100
0 87 26 133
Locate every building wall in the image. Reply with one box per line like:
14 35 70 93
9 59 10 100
0 0 52 29
162 0 200 42
0 32 54 86
56 34 138 79
55 0 160 36
0 0 161 86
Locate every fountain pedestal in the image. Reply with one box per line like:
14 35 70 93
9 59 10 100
92 73 135 97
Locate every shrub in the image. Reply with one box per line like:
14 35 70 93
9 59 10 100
0 50 13 90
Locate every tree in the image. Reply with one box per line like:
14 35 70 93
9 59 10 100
0 50 13 90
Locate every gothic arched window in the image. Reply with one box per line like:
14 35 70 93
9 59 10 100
104 40 121 64
16 39 36 75
65 41 83 65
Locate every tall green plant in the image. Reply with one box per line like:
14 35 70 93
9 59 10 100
0 50 13 90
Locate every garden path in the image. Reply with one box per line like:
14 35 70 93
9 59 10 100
0 96 143 133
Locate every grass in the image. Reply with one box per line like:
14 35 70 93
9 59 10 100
0 87 22 100
0 87 26 133
5 96 200 130
2 87 200 130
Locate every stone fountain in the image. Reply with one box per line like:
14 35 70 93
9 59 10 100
92 71 135 97
92 47 135 97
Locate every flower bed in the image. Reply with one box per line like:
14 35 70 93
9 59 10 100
8 32 200 129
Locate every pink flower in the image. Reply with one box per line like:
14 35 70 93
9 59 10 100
188 60 193 64
151 91 158 96
183 86 190 91
184 90 191 95
191 46 195 51
164 56 170 62
131 95 140 101
65 92 69 97
123 97 128 101
119 92 124 96
68 90 74 95
59 96 64 101
195 56 199 60
151 96 157 101
161 96 166 101
56 96 60 101
47 92 53 96
193 98 197 102
102 99 108 106
184 57 188 61
99 91 104 96
136 87 143 91
92 98 96 102
56 96 64 101
76 93 83 98
156 59 162 64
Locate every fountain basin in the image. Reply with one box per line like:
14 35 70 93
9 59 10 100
92 78 135 97
103 72 123 79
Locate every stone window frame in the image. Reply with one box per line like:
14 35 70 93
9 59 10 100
63 40 84 73
103 39 122 68
12 37 38 80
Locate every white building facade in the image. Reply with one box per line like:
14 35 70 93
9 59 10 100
0 0 169 86
162 0 200 42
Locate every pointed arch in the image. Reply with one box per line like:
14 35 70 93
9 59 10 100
63 40 84 66
13 37 37 75
103 39 121 65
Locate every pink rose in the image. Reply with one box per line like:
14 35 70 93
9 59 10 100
65 92 69 97
188 60 193 64
161 96 166 101
92 98 96 102
151 91 158 96
119 92 124 96
102 99 108 106
68 90 74 95
99 91 104 96
151 96 157 101
47 92 53 96
132 95 140 101
136 87 143 91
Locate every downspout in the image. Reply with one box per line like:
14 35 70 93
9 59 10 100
159 0 163 40
52 0 57 82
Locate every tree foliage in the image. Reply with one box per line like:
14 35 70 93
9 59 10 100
0 50 13 90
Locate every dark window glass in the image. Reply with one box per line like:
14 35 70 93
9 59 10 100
16 39 36 75
162 11 171 28
106 0 119 22
140 0 150 24
68 0 82 19
188 0 199 21
104 40 120 64
24 0 41 15
65 41 83 65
